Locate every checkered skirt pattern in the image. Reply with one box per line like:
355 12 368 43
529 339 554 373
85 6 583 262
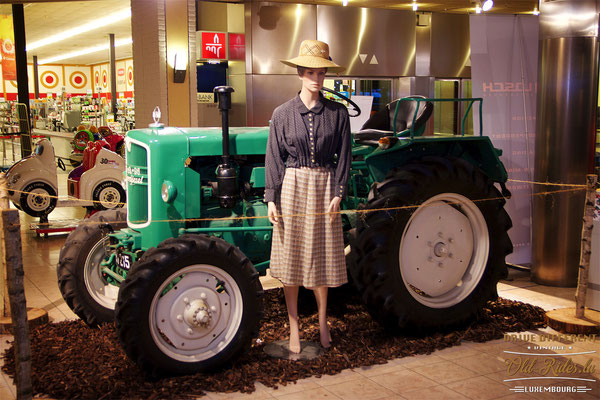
269 167 348 288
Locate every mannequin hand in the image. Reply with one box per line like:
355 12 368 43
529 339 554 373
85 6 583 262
327 196 341 224
268 202 280 225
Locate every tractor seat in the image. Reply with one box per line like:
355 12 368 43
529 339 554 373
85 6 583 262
354 96 433 145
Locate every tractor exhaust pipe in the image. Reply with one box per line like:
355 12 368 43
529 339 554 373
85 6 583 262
214 86 237 208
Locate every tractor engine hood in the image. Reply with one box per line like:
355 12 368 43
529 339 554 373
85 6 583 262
126 127 269 158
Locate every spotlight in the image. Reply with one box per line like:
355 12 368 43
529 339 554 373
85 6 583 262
533 6 540 15
482 0 494 11
475 4 482 14
413 2 418 11
342 0 348 6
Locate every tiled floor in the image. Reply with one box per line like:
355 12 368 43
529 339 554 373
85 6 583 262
1 138 599 399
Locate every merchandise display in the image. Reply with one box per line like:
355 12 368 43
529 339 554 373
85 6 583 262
56 87 513 377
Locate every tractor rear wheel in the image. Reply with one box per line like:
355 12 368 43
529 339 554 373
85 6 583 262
115 234 264 377
350 156 512 331
57 209 127 326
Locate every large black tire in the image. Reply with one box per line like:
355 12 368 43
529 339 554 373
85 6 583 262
57 209 127 326
349 156 512 332
19 181 57 217
115 234 264 377
92 181 126 210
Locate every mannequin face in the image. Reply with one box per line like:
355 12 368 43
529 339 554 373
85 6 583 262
299 67 327 94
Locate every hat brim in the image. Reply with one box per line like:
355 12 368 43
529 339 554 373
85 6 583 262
281 55 345 73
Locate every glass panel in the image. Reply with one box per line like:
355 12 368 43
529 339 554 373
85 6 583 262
358 80 392 112
434 80 458 135
461 80 474 136
433 79 474 136
323 79 392 116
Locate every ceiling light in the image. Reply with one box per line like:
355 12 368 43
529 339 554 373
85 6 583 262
475 4 482 14
38 37 133 65
27 9 131 51
412 2 419 11
533 7 540 16
482 0 494 12
342 0 348 6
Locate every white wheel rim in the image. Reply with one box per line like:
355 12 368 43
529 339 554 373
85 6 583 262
98 186 121 208
149 264 243 363
26 188 51 212
84 236 118 309
399 193 489 308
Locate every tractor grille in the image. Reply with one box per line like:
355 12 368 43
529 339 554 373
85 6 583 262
126 142 149 226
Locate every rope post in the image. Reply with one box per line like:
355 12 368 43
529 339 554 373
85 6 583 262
0 171 33 398
0 172 11 318
575 174 598 319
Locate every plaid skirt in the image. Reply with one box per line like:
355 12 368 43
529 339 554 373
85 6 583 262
269 167 348 288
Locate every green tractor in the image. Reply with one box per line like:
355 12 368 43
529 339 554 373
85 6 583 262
57 86 512 376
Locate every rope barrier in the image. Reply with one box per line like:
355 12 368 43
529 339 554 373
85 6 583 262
3 178 592 228
507 178 589 188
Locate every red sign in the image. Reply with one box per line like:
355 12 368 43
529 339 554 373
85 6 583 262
117 68 125 76
228 33 245 61
202 32 226 59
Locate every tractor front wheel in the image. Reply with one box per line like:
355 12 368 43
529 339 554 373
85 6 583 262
350 156 512 331
115 235 263 377
57 209 127 326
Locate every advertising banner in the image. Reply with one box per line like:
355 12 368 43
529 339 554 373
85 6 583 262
0 15 16 81
470 15 539 265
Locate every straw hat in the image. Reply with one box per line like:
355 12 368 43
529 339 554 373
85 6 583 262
281 40 345 73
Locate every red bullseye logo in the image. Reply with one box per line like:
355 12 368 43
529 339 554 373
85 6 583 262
40 71 59 89
127 66 133 87
102 70 107 88
94 71 100 85
69 71 87 89
2 38 14 55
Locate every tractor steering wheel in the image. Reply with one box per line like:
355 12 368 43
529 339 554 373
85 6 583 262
321 87 361 117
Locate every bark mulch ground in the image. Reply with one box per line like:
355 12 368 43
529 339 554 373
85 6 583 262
2 287 546 399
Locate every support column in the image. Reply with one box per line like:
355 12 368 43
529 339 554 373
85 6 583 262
32 56 39 99
109 33 117 118
11 4 29 118
130 0 197 127
532 0 599 286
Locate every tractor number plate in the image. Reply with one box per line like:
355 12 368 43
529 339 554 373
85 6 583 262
116 253 132 270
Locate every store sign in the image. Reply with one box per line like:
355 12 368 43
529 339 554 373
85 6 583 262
197 92 213 103
0 15 16 80
117 68 125 76
202 32 226 59
228 33 245 61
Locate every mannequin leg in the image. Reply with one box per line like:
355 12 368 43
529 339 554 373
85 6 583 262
313 286 331 348
283 285 301 353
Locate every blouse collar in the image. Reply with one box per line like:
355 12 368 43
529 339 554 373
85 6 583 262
295 92 325 115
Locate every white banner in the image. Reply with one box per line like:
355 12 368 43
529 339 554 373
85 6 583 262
470 15 539 265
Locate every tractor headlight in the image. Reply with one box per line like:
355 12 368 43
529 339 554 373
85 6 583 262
161 181 177 203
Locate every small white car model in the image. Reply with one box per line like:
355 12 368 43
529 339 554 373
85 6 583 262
4 139 126 218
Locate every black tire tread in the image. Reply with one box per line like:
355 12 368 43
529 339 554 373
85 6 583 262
349 156 512 332
57 209 127 326
115 234 263 377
